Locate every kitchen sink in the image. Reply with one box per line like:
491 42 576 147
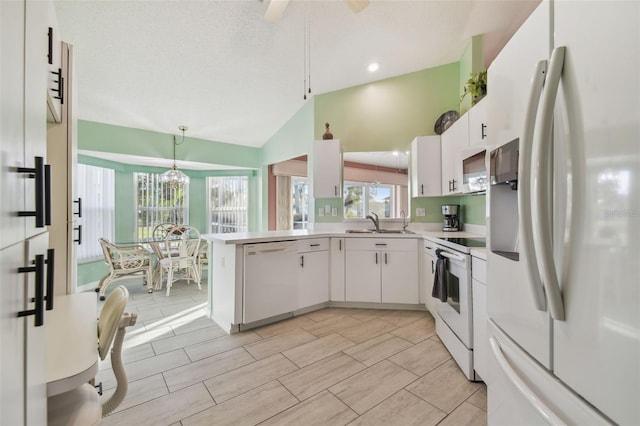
345 229 415 234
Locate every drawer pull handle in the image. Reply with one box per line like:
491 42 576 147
18 156 52 227
18 254 45 327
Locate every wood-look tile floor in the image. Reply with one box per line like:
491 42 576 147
96 278 487 426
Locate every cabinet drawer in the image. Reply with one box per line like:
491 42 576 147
472 256 487 284
345 238 417 252
297 238 329 253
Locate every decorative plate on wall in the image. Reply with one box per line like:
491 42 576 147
434 110 459 135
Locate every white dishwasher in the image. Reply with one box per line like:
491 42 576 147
243 241 298 324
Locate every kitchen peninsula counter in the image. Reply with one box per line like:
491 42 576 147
204 229 485 334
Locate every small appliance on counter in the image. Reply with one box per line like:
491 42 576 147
442 204 461 232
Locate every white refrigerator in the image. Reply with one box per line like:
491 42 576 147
486 0 639 424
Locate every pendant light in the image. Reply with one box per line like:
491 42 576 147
161 125 190 187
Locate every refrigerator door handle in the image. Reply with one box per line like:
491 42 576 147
519 59 548 312
489 337 567 426
531 46 566 321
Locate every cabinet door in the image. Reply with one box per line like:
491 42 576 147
0 242 28 425
381 249 419 304
345 250 380 302
411 136 441 197
48 42 77 295
298 250 329 308
330 238 345 301
0 234 48 426
472 279 487 381
1 0 26 249
46 1 62 123
313 139 341 198
441 115 469 195
24 0 49 241
468 97 488 146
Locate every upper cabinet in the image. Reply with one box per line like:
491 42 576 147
410 136 441 197
441 114 469 195
312 139 341 198
468 96 488 146
46 1 62 123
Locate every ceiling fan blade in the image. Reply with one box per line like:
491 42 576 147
264 0 290 22
345 0 368 13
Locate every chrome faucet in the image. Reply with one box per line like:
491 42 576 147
400 210 408 232
366 212 380 232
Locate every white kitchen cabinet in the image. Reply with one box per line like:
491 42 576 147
441 114 469 195
345 238 419 304
1 0 27 250
1 234 50 426
472 255 487 381
1 1 52 421
468 97 488 147
330 238 345 301
46 1 62 123
410 136 441 197
297 238 329 309
48 42 79 295
312 139 341 198
381 247 419 304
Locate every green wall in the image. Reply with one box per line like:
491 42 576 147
79 120 261 169
412 194 486 226
313 63 460 153
260 99 315 227
458 35 485 115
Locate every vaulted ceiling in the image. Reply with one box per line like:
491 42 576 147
55 0 539 148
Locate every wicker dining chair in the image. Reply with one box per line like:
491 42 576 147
157 226 202 296
96 238 154 300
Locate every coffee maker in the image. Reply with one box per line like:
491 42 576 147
442 204 461 231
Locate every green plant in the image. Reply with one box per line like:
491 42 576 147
460 69 487 105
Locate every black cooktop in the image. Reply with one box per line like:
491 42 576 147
439 237 486 248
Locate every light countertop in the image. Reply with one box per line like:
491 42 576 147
203 229 485 245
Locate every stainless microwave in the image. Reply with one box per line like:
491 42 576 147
462 149 487 193
490 138 519 190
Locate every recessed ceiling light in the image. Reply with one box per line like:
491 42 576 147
368 62 379 72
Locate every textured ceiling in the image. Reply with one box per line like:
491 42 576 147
55 0 539 148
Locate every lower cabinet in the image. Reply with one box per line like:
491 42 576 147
329 238 345 301
345 238 419 304
472 255 488 381
297 239 329 309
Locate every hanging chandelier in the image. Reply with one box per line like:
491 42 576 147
161 125 190 187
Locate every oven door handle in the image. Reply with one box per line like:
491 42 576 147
438 250 465 263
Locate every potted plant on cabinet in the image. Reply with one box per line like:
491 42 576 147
460 69 487 105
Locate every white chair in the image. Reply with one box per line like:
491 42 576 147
47 286 137 425
158 226 202 296
197 240 208 282
97 238 154 300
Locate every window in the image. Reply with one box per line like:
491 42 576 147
136 172 189 240
207 176 248 233
76 164 115 261
344 181 394 219
292 177 308 229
